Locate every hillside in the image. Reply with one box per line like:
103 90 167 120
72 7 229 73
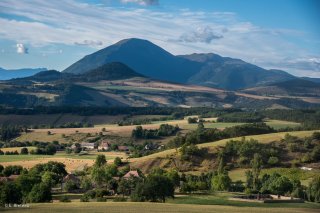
243 78 320 97
77 62 144 81
130 130 318 173
181 54 295 90
63 38 296 89
0 65 319 108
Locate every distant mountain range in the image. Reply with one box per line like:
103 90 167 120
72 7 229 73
1 61 320 109
63 38 299 90
0 67 47 80
0 38 319 109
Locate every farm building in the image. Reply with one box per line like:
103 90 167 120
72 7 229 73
98 141 111 151
0 175 20 182
123 170 140 179
80 142 95 150
62 174 80 188
118 145 129 152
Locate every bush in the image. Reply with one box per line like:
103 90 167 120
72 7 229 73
80 194 90 202
20 147 29 155
64 180 79 192
28 183 52 203
96 197 107 202
95 189 109 198
113 197 127 202
59 195 71 202
84 190 96 199
268 157 279 166
187 117 198 124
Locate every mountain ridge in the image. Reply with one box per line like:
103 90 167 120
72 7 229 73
63 38 297 90
0 67 47 80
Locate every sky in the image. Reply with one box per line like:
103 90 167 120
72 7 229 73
0 0 319 77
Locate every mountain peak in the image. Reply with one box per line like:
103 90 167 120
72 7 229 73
115 38 154 46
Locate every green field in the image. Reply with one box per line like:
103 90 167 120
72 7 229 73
168 193 320 209
180 122 246 130
1 201 318 213
265 120 301 130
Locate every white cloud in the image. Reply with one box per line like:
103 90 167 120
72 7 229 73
0 0 319 77
178 26 223 43
16 43 28 54
120 0 158 6
74 40 103 46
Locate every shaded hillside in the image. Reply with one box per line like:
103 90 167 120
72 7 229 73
181 53 295 90
243 79 320 97
78 62 144 81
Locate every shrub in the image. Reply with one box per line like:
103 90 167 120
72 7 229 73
84 190 96 199
20 147 29 155
96 197 107 202
59 195 71 202
187 117 198 124
64 180 79 192
80 194 90 202
268 157 279 166
113 197 127 202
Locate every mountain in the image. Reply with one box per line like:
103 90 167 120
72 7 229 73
301 77 320 84
63 38 201 83
180 53 295 90
1 61 319 109
63 38 297 90
243 78 320 97
0 67 47 80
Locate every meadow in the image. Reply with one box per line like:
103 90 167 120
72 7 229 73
1 201 318 213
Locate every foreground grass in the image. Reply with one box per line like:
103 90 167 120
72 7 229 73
168 193 320 210
1 201 317 213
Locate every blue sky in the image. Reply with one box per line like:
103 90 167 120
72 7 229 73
0 0 319 77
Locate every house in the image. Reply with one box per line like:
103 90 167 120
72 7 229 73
300 167 312 171
8 175 20 181
118 145 129 152
80 142 95 150
144 143 158 150
123 170 140 179
98 141 111 151
0 175 20 182
62 174 80 189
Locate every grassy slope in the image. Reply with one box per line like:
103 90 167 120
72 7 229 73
131 130 318 163
1 202 317 213
229 168 319 185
